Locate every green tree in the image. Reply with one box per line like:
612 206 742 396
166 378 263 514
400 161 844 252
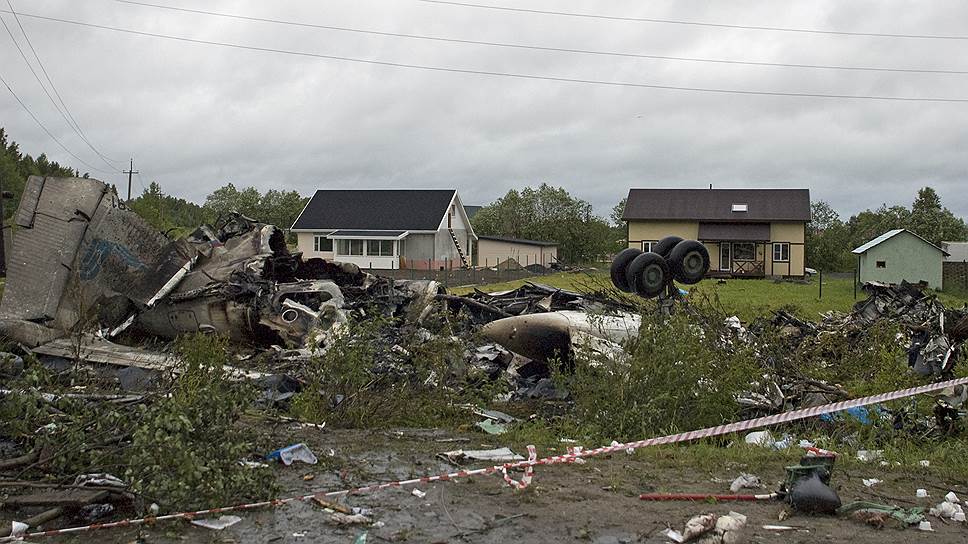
610 197 627 228
805 201 853 271
472 183 617 263
203 183 262 220
908 187 968 245
0 127 78 220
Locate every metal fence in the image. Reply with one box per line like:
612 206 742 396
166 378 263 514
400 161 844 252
371 262 555 288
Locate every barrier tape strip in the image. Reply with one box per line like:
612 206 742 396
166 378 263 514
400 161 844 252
4 376 966 541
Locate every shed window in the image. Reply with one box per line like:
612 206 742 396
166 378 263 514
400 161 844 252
338 239 363 256
772 242 790 262
733 242 755 261
641 240 658 252
314 235 332 252
876 260 887 268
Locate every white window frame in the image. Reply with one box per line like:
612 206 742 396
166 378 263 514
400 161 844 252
733 242 756 261
366 239 395 257
641 240 658 252
314 234 333 252
337 239 364 256
772 242 790 262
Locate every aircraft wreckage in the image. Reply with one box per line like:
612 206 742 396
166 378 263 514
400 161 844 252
0 176 644 378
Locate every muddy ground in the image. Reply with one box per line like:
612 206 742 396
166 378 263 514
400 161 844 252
7 426 968 544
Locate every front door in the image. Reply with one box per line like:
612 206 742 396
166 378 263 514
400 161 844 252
719 243 731 272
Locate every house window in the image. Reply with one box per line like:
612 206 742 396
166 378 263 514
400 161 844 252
772 242 790 262
876 260 887 268
641 240 658 252
338 239 363 256
367 240 394 257
733 242 755 261
314 235 333 252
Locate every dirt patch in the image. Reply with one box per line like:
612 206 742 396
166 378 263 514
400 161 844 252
13 427 966 544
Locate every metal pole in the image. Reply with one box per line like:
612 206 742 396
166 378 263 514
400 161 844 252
0 173 6 277
818 269 822 299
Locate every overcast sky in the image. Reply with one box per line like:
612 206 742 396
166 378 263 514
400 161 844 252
1 0 967 219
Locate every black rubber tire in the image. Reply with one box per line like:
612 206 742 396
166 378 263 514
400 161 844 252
652 236 683 257
669 240 710 285
609 248 642 292
626 252 670 298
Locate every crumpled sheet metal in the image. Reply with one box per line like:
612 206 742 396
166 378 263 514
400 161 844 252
0 176 191 346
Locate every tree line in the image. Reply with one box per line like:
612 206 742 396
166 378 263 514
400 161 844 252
808 187 967 271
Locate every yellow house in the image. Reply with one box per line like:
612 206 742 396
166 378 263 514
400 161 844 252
622 188 810 278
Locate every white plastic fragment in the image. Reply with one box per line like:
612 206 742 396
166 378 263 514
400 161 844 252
610 440 635 455
267 443 318 466
10 521 28 537
729 473 761 493
954 512 966 522
918 521 934 532
762 525 799 531
862 479 882 487
149 503 159 515
682 513 717 541
662 527 685 543
929 500 965 521
716 511 747 544
946 491 960 504
411 489 426 499
190 515 242 530
856 450 883 462
919 460 931 467
917 489 929 498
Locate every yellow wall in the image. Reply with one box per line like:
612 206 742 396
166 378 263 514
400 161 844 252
477 239 557 267
626 220 807 277
767 222 806 276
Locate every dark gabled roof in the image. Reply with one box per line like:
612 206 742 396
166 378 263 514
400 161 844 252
623 188 811 222
478 235 557 247
292 189 456 231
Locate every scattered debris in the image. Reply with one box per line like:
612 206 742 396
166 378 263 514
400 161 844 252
411 489 426 499
266 444 318 466
439 447 524 464
190 515 243 530
729 473 761 493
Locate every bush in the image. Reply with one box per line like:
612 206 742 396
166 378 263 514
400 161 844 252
124 334 275 509
561 306 758 441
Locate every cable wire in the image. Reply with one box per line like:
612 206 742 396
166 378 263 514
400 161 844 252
7 0 124 166
115 0 968 75
0 69 114 175
416 0 968 41
2 8 967 103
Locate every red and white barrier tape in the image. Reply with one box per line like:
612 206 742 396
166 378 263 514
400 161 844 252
4 376 966 541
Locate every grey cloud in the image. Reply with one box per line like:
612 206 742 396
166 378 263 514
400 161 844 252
1 0 967 219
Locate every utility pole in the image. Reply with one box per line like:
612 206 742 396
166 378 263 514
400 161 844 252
123 158 138 201
0 174 13 277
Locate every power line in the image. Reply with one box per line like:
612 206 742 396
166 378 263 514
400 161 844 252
416 0 968 41
2 8 967 103
0 69 115 175
115 0 968 76
6 0 124 167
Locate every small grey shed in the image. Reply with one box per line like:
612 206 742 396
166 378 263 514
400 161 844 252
851 229 949 289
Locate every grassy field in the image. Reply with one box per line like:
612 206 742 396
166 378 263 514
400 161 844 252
454 270 968 320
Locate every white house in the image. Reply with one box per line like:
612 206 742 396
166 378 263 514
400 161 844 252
290 189 477 270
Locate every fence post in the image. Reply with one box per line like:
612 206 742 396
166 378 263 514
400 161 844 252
818 269 823 299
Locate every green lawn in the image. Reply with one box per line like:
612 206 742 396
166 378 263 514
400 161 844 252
454 271 968 321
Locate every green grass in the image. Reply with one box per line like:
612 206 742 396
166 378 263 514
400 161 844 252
455 272 968 321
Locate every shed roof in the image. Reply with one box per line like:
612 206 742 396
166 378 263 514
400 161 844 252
852 229 950 256
478 235 557 247
291 189 456 231
623 188 810 222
